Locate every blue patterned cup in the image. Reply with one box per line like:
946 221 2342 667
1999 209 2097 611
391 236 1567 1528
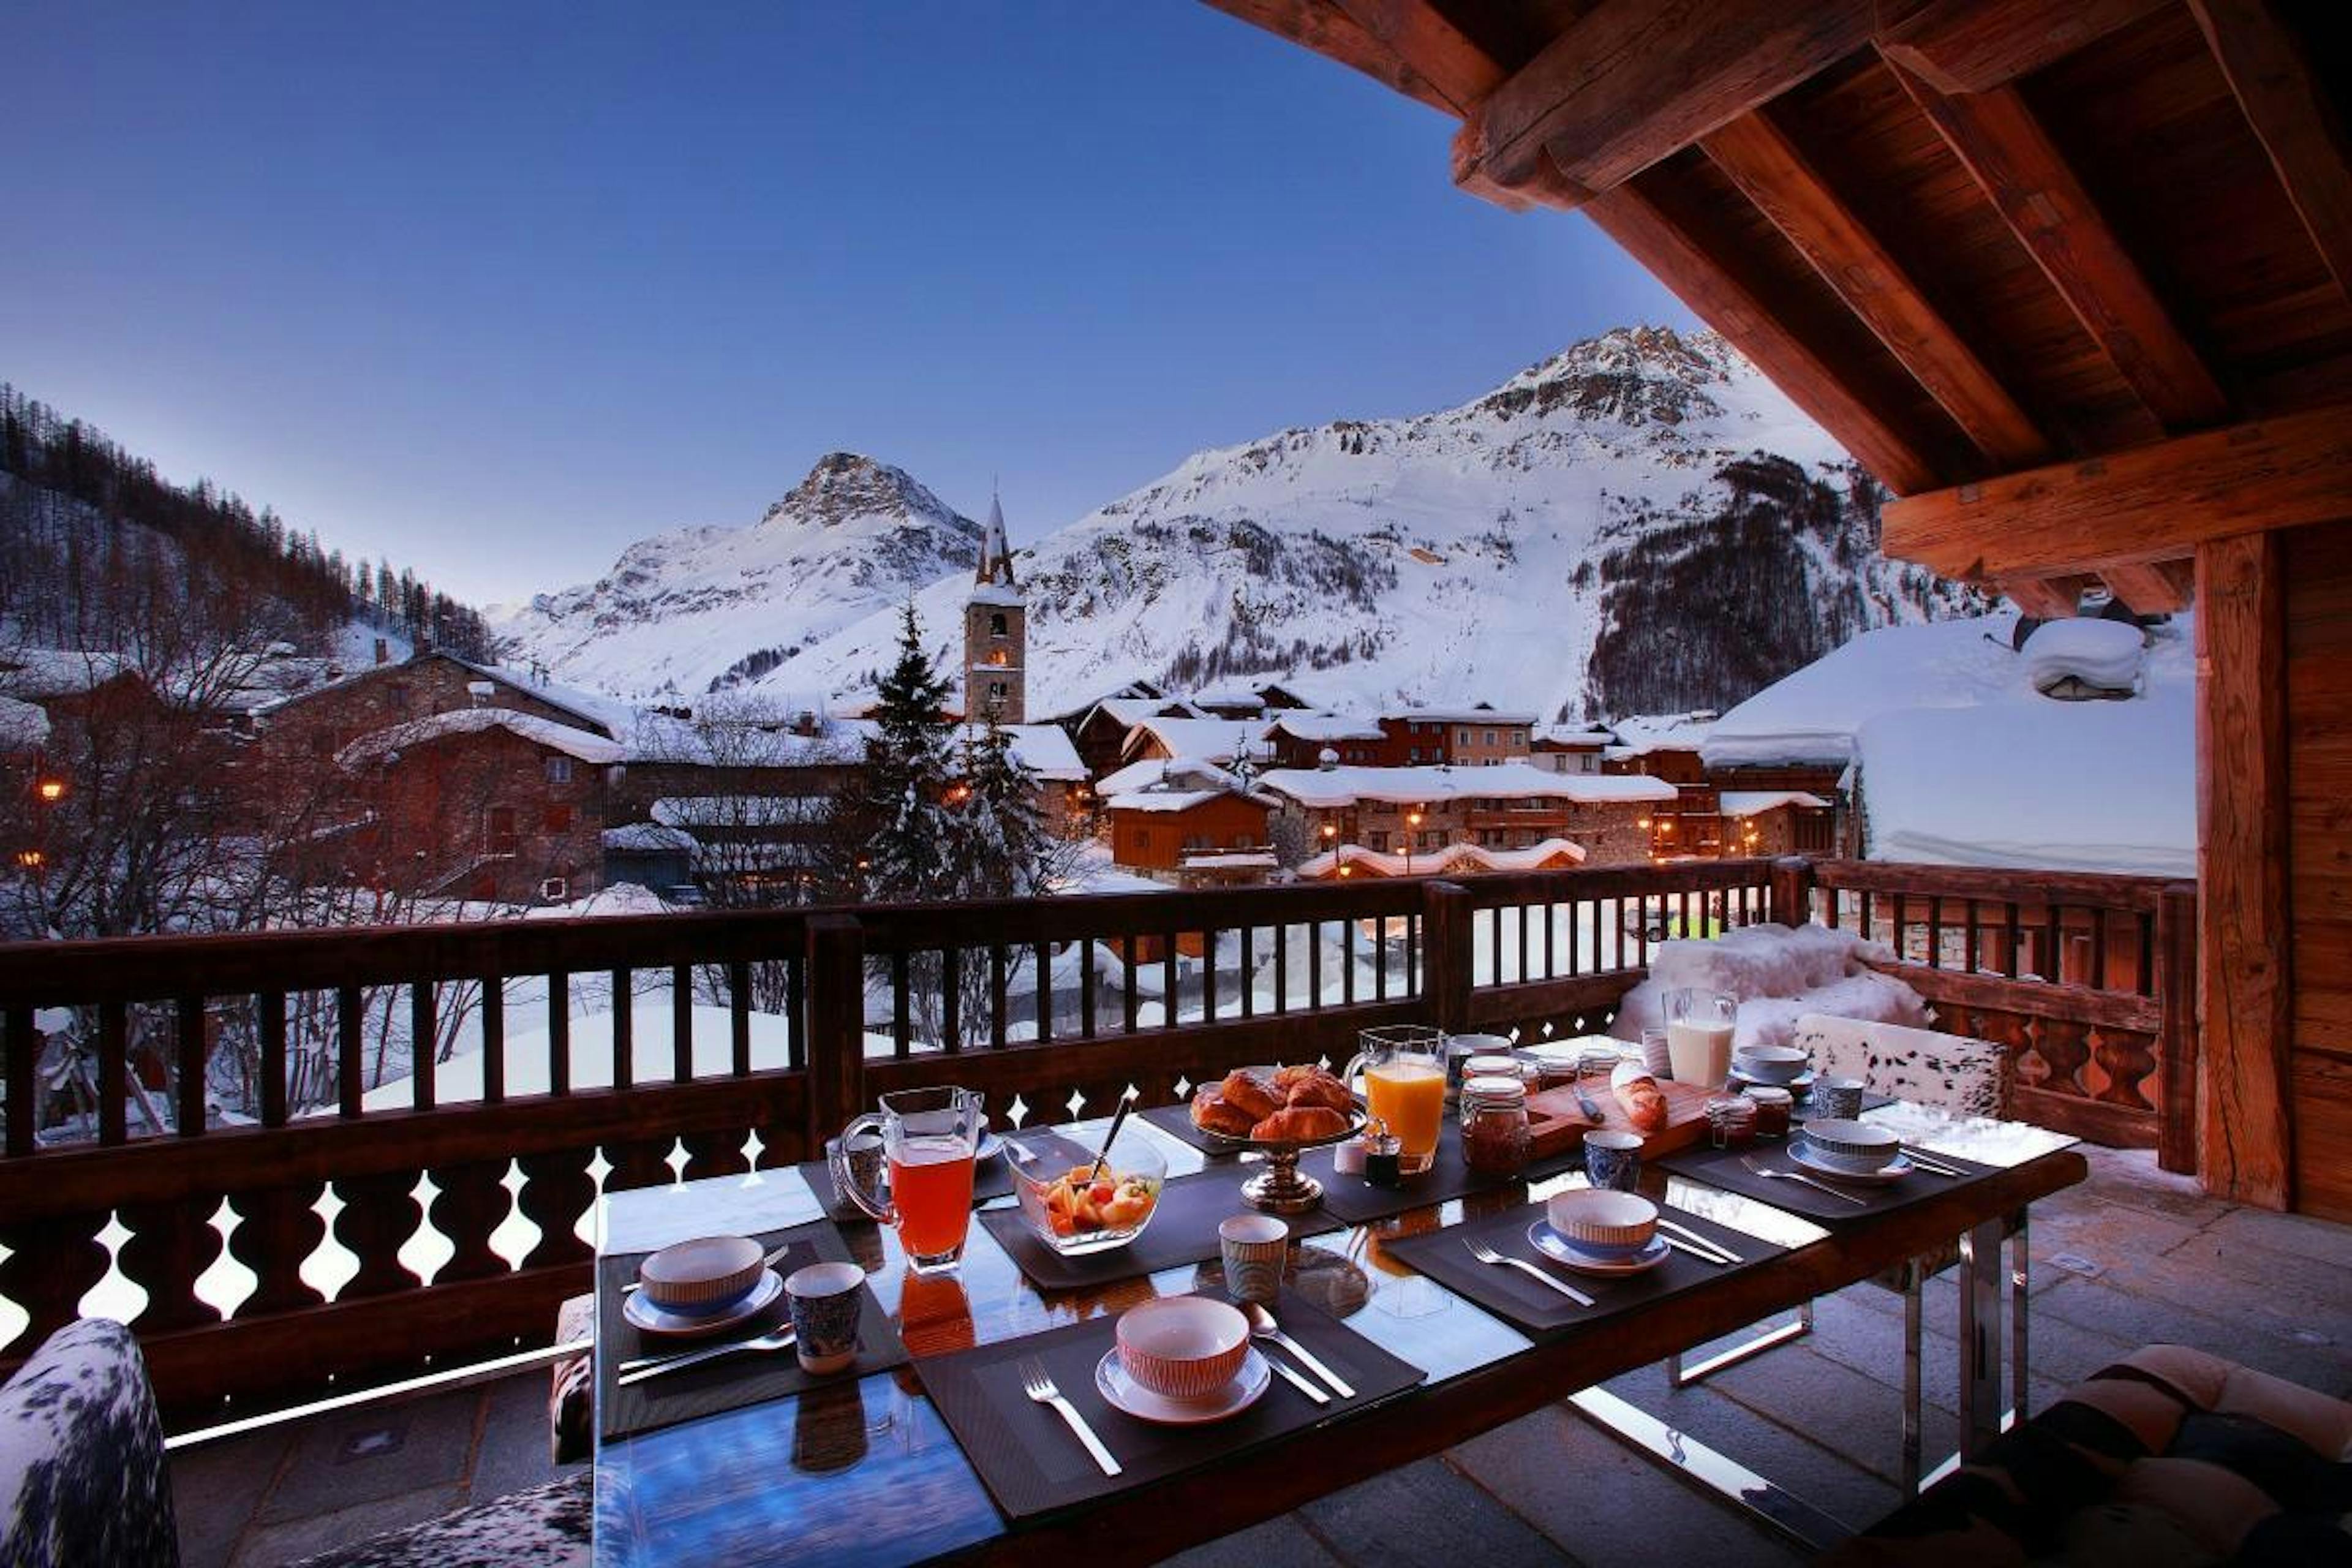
1583 1130 1643 1193
786 1261 865 1374
1814 1077 1866 1121
1218 1213 1287 1305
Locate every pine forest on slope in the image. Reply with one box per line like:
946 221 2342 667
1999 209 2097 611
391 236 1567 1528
494 326 1989 724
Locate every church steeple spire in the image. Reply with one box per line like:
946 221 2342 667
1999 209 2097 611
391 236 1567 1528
976 488 1015 589
963 484 1026 723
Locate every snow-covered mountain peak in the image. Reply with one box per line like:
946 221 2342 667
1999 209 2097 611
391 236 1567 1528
1474 325 1736 427
757 451 973 538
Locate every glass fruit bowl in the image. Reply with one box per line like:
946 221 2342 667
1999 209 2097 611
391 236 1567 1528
1009 1128 1168 1256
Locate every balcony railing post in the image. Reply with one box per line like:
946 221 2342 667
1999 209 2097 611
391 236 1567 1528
1423 880 1474 1035
805 913 866 1155
2157 881 2199 1176
1771 856 1817 928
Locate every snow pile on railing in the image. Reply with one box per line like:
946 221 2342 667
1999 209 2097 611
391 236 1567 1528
1611 922 1926 1053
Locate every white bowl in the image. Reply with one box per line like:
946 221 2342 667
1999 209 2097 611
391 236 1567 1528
1732 1045 1809 1085
1116 1297 1250 1401
1545 1188 1658 1259
1801 1118 1899 1156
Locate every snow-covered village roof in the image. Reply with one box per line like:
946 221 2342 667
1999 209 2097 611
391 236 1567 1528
602 822 698 853
1299 837 1588 878
1104 758 1276 813
1268 712 1386 743
1085 695 1202 731
0 648 137 698
1186 684 1268 711
1704 614 2193 878
651 795 831 829
336 707 626 769
0 694 51 753
1604 711 1717 757
1119 716 1275 765
1257 762 1678 809
624 710 871 766
1718 790 1831 817
1387 704 1539 726
992 724 1087 783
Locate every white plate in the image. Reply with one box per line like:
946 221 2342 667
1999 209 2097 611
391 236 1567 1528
1093 1346 1272 1426
1728 1066 1814 1092
622 1267 782 1339
1526 1221 1671 1276
1788 1138 1913 1186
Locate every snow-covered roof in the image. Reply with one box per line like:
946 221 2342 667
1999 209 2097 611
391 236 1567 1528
602 822 698 853
1257 762 1677 809
0 649 137 698
337 707 626 769
1268 711 1386 743
652 795 832 828
1533 723 1612 747
1181 851 1277 869
1186 685 1268 710
1096 756 1244 797
1387 705 1538 726
1704 614 2193 876
1119 716 1275 764
1605 712 1717 756
624 710 871 765
1719 790 1831 817
1084 695 1202 731
1298 837 1588 878
0 694 51 753
967 582 1025 608
993 723 1087 783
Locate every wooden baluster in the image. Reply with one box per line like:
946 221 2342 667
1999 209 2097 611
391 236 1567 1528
99 1000 127 1144
1273 923 1289 1014
481 978 505 1104
515 1148 597 1269
891 951 912 1056
410 984 436 1112
1203 930 1218 1022
730 960 751 1074
1308 921 1322 1008
681 1125 750 1183
547 971 570 1097
1080 941 1098 1036
0 1215 110 1353
1159 937 1177 1028
337 986 363 1117
2003 902 2021 977
2092 908 2109 989
1035 941 1054 1043
116 1193 223 1334
1928 897 1944 969
175 997 206 1137
611 968 633 1091
1240 927 1254 1018
2034 1014 2095 1099
2091 1027 2160 1114
1342 917 1356 1005
784 955 804 1070
603 1135 674 1197
227 1182 327 1317
995 946 1014 1048
943 948 963 1052
672 965 693 1082
4 1004 32 1156
257 992 287 1129
1408 910 1421 994
1964 900 1981 974
332 1169 424 1299
1124 935 1141 1031
427 1158 511 1286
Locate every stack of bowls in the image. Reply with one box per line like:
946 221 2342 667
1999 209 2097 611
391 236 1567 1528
1799 1118 1901 1174
636 1235 768 1318
1732 1044 1809 1085
1115 1297 1250 1400
1544 1188 1659 1259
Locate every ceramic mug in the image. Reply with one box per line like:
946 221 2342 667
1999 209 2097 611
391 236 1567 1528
1815 1077 1867 1121
786 1261 865 1374
1218 1213 1287 1305
1583 1129 1643 1193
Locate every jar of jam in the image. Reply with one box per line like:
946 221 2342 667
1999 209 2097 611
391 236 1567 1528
1743 1085 1793 1138
1705 1093 1758 1150
1462 1053 1533 1089
1461 1075 1532 1178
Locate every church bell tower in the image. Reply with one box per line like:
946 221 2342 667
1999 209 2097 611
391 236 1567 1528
963 490 1025 724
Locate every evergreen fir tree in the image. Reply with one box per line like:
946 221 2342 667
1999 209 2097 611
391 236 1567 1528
852 603 957 902
949 700 1047 900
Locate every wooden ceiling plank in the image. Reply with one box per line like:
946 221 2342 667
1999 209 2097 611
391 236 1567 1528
1879 0 2174 96
1582 182 1945 495
1200 0 1464 116
1882 403 2352 578
1889 58 2231 432
2190 0 2352 305
1699 111 2054 469
1451 0 1882 206
1325 0 1507 110
2100 559 2197 612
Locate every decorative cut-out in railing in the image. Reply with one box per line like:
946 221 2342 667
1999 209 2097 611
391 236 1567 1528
194 1199 254 1319
80 1212 147 1325
488 1161 541 1273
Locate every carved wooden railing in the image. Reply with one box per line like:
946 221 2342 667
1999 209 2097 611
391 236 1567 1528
0 855 2184 1422
1804 860 2198 1169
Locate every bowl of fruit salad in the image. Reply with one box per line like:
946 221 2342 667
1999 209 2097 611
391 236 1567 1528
1010 1129 1167 1256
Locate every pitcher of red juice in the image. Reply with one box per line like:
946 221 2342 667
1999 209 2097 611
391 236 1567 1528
831 1087 982 1275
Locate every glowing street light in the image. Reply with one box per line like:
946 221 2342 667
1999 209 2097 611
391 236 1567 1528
1404 807 1425 875
36 778 65 804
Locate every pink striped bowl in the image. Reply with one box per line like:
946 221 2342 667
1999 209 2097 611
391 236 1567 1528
636 1235 765 1314
1115 1297 1250 1401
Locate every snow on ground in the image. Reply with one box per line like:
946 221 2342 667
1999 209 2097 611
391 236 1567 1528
1611 923 1928 1052
1705 613 2194 877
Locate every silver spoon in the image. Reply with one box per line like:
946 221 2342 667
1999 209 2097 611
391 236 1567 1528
1238 1300 1353 1398
616 1325 797 1385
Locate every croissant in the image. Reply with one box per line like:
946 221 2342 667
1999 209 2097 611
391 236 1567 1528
1251 1104 1349 1143
1279 1067 1352 1114
1218 1069 1283 1121
1609 1060 1669 1133
1190 1090 1258 1138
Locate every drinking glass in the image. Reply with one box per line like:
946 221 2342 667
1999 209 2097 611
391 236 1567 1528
1343 1025 1446 1175
831 1087 982 1275
1663 989 1737 1089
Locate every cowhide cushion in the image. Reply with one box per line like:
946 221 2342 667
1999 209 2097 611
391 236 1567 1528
548 1294 594 1467
1792 1012 2008 1119
291 1470 591 1568
0 1317 179 1568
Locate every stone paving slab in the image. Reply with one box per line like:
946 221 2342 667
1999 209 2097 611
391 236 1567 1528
1294 1455 1577 1567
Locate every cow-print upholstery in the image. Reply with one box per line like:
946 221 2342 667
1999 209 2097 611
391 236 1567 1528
0 1318 178 1568
291 1471 591 1568
548 1294 594 1467
1792 1012 2009 1119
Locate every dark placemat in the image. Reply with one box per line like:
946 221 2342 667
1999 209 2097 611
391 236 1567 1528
1139 1098 1256 1155
796 1128 1098 1222
916 1286 1424 1523
1382 1199 1784 1336
1303 1126 1584 1223
978 1162 1341 1291
1659 1137 1999 1223
597 1219 908 1441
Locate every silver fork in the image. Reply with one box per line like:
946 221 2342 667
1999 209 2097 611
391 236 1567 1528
1464 1237 1596 1307
1021 1357 1121 1476
1741 1154 1869 1205
616 1326 797 1385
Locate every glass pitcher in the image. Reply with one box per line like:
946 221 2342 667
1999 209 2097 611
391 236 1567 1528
1662 989 1737 1089
1341 1025 1446 1175
830 1087 982 1275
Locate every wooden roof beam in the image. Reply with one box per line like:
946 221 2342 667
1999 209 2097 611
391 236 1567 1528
1699 111 2052 470
1582 181 1945 496
1200 0 1469 116
1879 0 2174 95
1451 0 1886 209
2099 559 2197 613
1889 59 2230 433
2190 0 2352 305
2001 575 2089 619
1324 0 1506 110
1881 404 2352 578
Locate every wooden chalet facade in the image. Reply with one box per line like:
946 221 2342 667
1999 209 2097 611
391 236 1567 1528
1208 0 2351 1217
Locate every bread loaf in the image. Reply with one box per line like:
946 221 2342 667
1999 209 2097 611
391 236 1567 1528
1609 1060 1669 1133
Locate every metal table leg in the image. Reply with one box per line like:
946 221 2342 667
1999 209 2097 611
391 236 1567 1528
1902 1262 1923 1494
1667 1300 1814 1388
1956 1218 2006 1460
2008 1208 2029 1432
1568 1388 1851 1555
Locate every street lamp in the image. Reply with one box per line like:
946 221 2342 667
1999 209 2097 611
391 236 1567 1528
36 778 65 804
1404 808 1424 875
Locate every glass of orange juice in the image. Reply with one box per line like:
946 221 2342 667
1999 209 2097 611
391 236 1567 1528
1344 1027 1447 1175
831 1087 982 1275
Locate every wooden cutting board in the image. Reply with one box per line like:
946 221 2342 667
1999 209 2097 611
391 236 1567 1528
1526 1077 1716 1161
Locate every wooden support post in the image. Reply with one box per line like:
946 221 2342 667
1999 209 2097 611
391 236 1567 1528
1771 857 1817 929
1422 880 1475 1035
805 914 867 1154
2157 882 2201 1175
2195 533 2293 1208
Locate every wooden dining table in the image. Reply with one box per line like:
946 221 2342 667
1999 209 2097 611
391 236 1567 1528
590 1104 2084 1567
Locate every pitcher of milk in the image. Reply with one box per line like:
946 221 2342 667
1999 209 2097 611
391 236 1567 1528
1662 989 1736 1088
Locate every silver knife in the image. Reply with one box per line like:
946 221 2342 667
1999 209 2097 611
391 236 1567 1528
1572 1080 1605 1123
1269 1327 1354 1399
1654 1216 1744 1264
1259 1348 1330 1405
1660 1235 1729 1266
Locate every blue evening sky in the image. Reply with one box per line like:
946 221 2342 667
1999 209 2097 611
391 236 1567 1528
1 2 1694 605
